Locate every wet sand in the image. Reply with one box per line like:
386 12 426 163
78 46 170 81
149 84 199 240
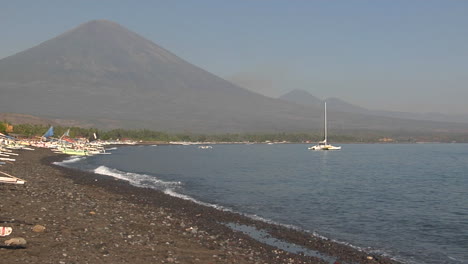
0 148 401 264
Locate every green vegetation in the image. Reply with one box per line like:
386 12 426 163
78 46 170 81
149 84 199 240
5 123 468 143
8 124 323 142
0 122 7 134
0 121 13 134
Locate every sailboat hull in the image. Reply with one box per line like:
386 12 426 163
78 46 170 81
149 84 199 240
308 145 341 150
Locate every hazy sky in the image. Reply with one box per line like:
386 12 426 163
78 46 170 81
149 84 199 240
1 0 467 114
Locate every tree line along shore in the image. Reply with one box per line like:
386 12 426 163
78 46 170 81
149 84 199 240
2 122 467 144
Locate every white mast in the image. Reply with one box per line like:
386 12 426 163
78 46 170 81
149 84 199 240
324 102 327 144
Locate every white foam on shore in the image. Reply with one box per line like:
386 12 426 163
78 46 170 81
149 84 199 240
53 156 86 166
94 166 181 189
93 166 232 212
247 214 299 230
163 189 233 212
243 213 338 244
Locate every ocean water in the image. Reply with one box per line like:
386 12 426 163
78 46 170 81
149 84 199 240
58 144 468 264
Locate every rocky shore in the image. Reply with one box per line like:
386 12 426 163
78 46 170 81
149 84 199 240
0 148 401 264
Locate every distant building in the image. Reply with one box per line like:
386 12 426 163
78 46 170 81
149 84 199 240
6 124 13 133
378 137 394 142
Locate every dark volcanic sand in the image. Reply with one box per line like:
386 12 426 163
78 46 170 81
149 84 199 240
0 148 402 264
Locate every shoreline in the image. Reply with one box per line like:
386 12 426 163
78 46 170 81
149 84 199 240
1 148 402 263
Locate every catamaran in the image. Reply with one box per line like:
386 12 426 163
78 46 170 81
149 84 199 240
308 102 341 150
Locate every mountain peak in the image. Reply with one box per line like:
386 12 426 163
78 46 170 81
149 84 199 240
282 89 313 97
279 89 322 107
65 19 131 36
60 19 144 43
82 19 120 26
0 18 186 85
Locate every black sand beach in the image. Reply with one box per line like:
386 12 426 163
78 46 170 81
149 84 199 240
0 148 401 264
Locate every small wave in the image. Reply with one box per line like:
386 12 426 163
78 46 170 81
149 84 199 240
247 214 300 230
163 189 232 212
243 213 403 262
238 212 324 238
241 212 386 259
227 223 337 263
94 166 181 189
53 156 86 166
107 147 117 150
448 256 464 263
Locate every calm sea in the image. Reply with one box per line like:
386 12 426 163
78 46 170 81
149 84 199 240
57 144 468 264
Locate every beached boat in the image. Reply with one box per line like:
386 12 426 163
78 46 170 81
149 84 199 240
198 145 213 149
5 144 34 151
0 171 26 185
41 126 54 141
60 148 90 156
86 147 107 155
0 176 25 184
308 102 341 150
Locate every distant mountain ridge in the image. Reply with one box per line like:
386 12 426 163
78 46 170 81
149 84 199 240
278 90 322 108
0 113 59 126
1 20 468 133
279 89 468 124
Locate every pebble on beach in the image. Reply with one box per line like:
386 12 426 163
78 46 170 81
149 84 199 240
4 237 27 247
32 225 46 233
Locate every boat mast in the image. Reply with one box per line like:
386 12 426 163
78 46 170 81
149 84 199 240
324 102 327 144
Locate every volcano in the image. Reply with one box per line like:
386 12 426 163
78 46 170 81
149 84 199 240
1 20 467 134
0 20 324 132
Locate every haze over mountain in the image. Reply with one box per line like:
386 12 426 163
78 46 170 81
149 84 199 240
1 20 467 134
0 20 317 132
280 89 468 124
278 90 323 109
